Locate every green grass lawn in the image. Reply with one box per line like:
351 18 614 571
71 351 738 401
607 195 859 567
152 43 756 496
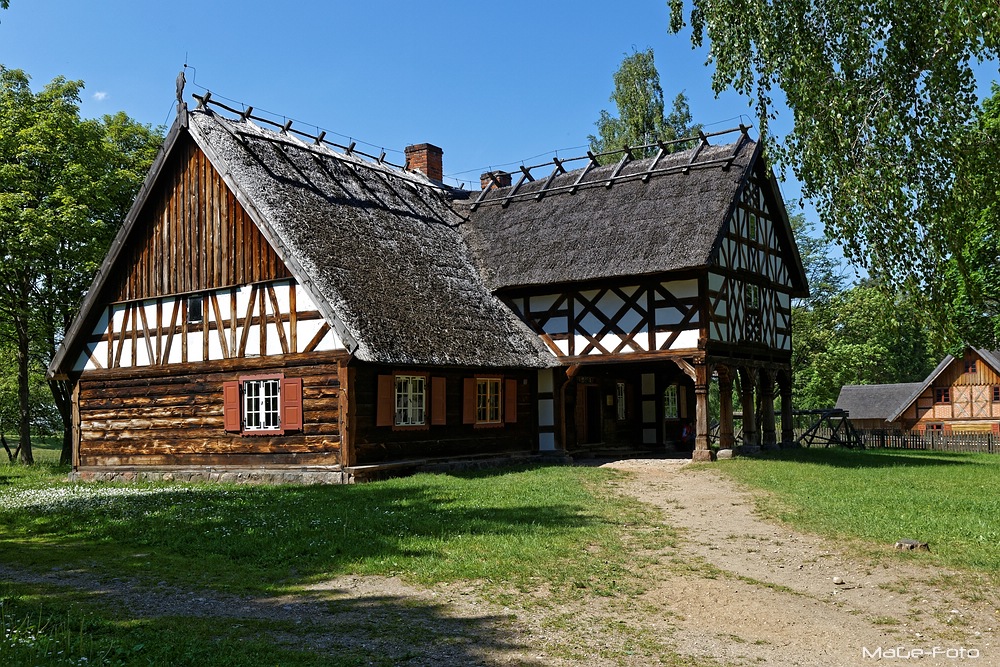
714 447 1000 573
0 461 667 665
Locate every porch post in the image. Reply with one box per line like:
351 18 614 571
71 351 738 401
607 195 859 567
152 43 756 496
718 366 735 451
779 370 794 445
739 367 759 451
692 362 713 461
761 369 777 448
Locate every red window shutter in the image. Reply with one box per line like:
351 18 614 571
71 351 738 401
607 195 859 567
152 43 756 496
504 378 518 424
431 376 447 425
376 375 394 427
463 377 477 424
223 381 241 432
281 377 304 432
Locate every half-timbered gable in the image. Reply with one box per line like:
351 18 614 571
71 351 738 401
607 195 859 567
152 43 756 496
706 159 802 354
839 348 1000 434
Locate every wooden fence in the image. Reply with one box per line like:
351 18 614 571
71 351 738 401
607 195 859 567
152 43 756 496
797 427 997 454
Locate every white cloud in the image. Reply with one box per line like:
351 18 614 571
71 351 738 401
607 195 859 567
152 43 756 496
92 91 108 102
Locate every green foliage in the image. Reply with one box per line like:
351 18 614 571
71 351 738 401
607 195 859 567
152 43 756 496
0 67 162 463
718 448 1000 574
790 216 939 408
589 48 701 162
668 0 1000 335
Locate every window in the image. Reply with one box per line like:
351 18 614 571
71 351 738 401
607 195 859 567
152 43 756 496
616 382 627 421
664 385 679 420
747 213 758 240
476 378 502 424
746 284 761 310
965 359 977 374
462 376 517 427
186 295 203 324
994 385 1000 403
394 375 425 426
243 377 281 431
926 423 944 432
223 374 303 435
934 387 950 404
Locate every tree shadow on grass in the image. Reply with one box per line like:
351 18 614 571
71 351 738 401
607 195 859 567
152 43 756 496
1 575 544 666
0 467 611 595
757 446 986 469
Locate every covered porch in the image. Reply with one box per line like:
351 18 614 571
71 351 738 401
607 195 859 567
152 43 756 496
539 357 794 460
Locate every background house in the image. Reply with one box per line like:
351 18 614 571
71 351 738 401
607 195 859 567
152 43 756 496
837 348 1000 434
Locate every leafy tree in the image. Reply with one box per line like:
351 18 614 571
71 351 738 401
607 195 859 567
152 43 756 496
589 48 702 162
935 85 1000 349
667 0 1000 331
790 216 940 408
0 68 161 464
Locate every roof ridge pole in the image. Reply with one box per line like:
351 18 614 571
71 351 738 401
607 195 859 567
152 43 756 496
569 151 599 194
641 143 667 183
535 157 566 201
604 147 633 189
682 132 709 174
501 166 534 208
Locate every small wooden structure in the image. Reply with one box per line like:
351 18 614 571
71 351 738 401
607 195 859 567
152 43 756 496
47 92 808 482
794 409 863 448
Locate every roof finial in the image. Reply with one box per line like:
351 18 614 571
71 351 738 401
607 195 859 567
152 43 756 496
176 69 186 113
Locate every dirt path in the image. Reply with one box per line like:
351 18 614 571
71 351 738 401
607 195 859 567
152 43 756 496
601 458 997 666
3 461 996 665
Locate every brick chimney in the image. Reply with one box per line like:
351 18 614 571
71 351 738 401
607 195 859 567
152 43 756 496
480 170 512 190
404 143 443 181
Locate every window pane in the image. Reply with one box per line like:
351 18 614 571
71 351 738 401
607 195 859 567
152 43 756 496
243 378 281 431
395 375 425 426
476 379 501 423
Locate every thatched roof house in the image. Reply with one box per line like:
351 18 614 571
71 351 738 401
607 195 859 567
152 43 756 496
50 95 808 482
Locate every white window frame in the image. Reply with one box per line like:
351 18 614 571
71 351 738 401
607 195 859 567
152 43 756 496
476 378 502 424
664 384 679 420
243 377 281 432
395 375 426 426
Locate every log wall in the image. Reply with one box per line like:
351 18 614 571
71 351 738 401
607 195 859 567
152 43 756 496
351 365 538 465
77 352 345 468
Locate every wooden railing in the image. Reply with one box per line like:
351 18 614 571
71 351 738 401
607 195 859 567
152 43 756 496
797 428 998 454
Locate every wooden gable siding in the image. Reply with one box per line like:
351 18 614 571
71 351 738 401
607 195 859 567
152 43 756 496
706 164 794 355
503 277 701 362
112 135 290 302
76 351 345 468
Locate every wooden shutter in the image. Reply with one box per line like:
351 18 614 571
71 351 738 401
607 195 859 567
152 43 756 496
376 375 394 427
504 379 518 423
223 381 241 432
431 376 447 426
281 377 304 432
463 377 477 424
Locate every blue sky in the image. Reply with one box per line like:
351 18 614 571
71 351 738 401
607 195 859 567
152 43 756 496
2 1 997 228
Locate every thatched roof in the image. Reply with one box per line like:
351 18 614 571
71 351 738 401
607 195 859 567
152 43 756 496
187 110 554 368
836 383 923 421
459 138 805 293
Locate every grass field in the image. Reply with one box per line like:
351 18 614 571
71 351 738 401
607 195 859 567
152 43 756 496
1 446 997 665
714 447 1000 574
0 460 665 665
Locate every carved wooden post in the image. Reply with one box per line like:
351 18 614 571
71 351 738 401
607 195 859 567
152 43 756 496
718 366 735 451
692 362 713 461
761 369 777 448
739 367 758 450
779 370 794 445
